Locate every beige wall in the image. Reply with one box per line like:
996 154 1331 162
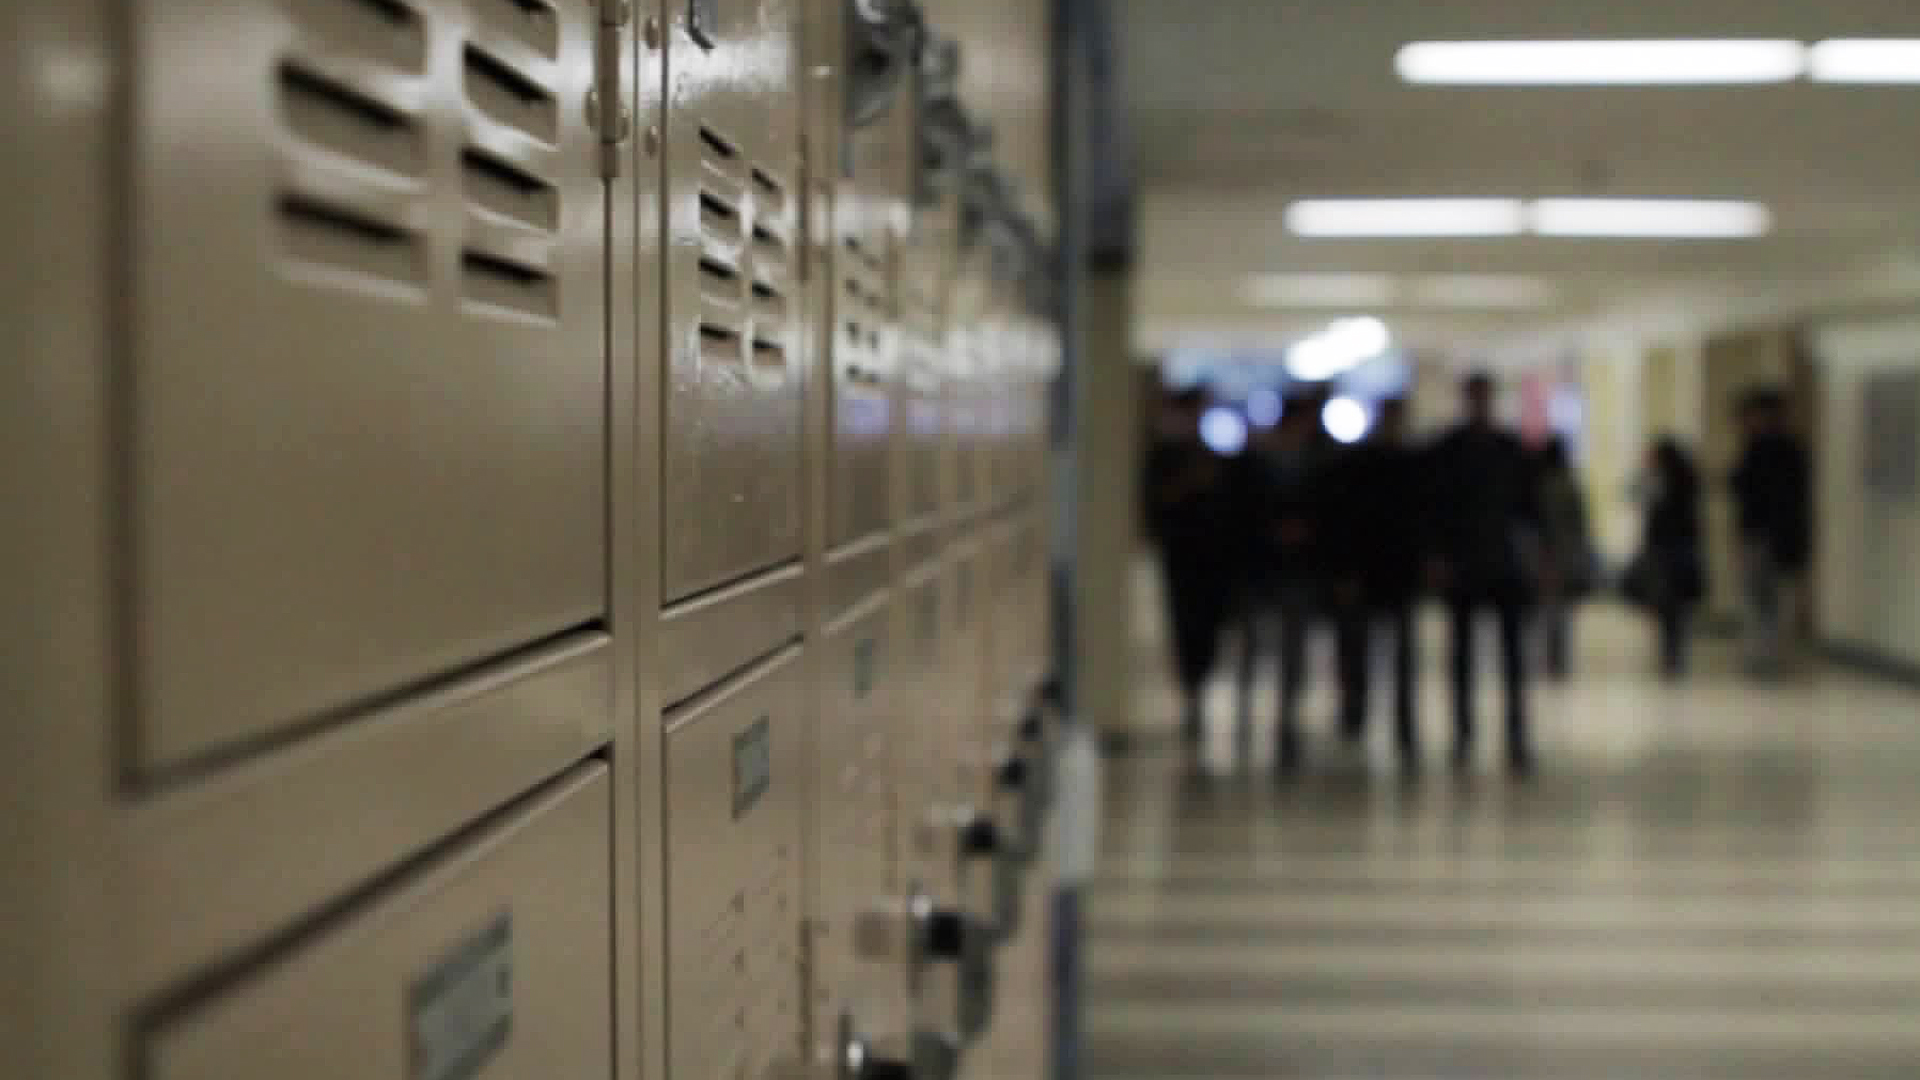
1809 319 1920 666
1576 345 1646 562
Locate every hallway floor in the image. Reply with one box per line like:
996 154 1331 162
1086 590 1920 1078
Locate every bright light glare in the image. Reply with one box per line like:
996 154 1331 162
1200 406 1249 456
1531 199 1771 238
1322 397 1372 445
1809 39 1920 83
1242 272 1396 308
1396 40 1805 85
1286 199 1526 238
1286 317 1393 381
1246 388 1284 429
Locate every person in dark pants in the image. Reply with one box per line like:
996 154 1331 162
1729 388 1812 676
1425 373 1542 776
1324 397 1426 771
1144 388 1235 741
1237 390 1334 772
1532 436 1594 679
1629 437 1707 677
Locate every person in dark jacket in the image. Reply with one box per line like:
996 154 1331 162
1729 388 1811 675
1424 372 1542 776
1230 390 1333 771
1630 437 1707 677
1324 396 1425 770
1144 388 1235 740
1532 436 1594 678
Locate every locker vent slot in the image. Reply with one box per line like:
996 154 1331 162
278 195 426 288
287 0 427 73
472 0 560 58
699 322 743 365
751 222 783 252
751 338 787 373
279 63 424 178
700 255 742 285
460 148 558 231
699 190 743 243
461 248 557 318
750 279 783 311
699 125 740 160
463 44 557 145
750 167 782 200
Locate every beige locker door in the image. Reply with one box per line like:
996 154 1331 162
946 540 988 793
663 0 804 601
664 648 806 1080
830 226 899 547
893 563 954 886
149 762 612 1080
899 340 947 526
814 600 901 1038
128 0 608 774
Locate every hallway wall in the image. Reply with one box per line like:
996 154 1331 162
1809 318 1920 669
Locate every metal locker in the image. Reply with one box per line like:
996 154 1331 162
893 559 966 890
812 597 903 1049
147 762 613 1080
825 0 920 549
663 0 805 602
945 252 991 521
897 191 965 534
126 0 609 774
664 648 807 1080
830 221 901 547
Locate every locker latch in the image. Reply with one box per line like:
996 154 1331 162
589 0 634 179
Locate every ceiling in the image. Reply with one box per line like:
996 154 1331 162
1116 0 1920 356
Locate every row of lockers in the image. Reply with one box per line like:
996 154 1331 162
7 0 1060 1079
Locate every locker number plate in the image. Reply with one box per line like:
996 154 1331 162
733 716 772 819
853 638 877 700
410 913 513 1080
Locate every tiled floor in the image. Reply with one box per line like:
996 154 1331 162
1087 572 1920 1078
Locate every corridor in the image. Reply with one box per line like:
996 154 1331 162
1086 599 1920 1078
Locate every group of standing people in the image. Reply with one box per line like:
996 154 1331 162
1147 370 1816 783
1147 372 1576 779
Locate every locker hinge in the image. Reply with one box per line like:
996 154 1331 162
797 141 814 285
588 0 633 180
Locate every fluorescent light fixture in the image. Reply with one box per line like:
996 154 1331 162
1243 272 1395 308
1409 274 1558 309
1809 39 1920 83
1531 199 1771 238
1396 40 1805 85
1286 199 1525 238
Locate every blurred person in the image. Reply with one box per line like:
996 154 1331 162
1231 389 1332 772
1144 387 1235 740
1425 372 1542 776
1624 437 1707 677
1532 436 1595 678
1729 388 1812 676
1324 397 1425 771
